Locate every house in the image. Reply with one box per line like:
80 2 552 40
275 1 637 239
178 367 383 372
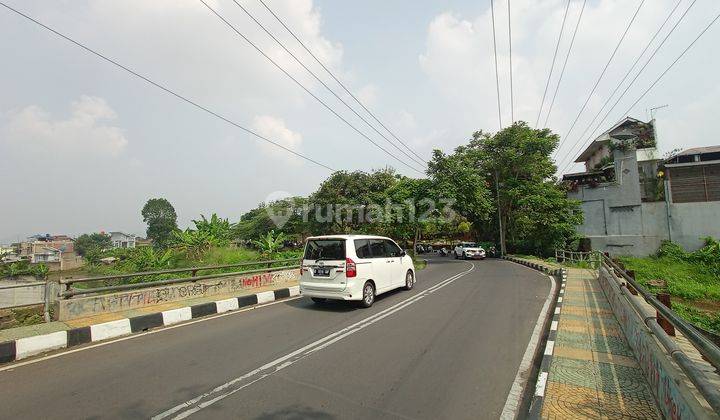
15 235 81 270
664 146 720 203
32 247 61 263
562 117 720 256
110 232 136 249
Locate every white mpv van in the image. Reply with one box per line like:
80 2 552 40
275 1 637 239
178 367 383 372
300 235 416 308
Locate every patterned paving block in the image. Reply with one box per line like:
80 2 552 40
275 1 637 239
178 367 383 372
595 363 655 400
590 334 634 357
597 388 660 419
556 330 592 351
542 382 604 419
549 357 598 389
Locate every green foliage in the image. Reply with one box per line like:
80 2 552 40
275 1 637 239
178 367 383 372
0 261 50 279
172 229 218 261
656 238 720 276
673 303 720 334
193 213 234 246
252 230 286 257
141 198 178 248
75 232 112 257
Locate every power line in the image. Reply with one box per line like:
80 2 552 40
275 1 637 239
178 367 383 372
257 0 427 164
231 0 426 169
0 1 336 172
556 0 697 172
553 0 645 159
566 0 684 157
536 0 571 128
543 0 587 128
197 0 425 174
558 8 720 176
490 0 503 129
507 0 514 123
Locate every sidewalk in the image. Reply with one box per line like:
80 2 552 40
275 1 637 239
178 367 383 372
540 268 660 419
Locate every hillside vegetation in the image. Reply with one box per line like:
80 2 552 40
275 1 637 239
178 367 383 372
620 238 720 333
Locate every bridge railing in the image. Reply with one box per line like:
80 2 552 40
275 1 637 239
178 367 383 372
59 258 300 299
557 248 720 414
0 280 53 322
553 249 601 268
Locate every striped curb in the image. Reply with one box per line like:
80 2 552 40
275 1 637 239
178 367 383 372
528 267 567 419
0 285 300 365
501 256 565 418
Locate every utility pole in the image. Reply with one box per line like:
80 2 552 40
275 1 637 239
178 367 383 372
495 170 507 256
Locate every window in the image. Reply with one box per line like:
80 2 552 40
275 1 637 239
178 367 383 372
354 239 371 258
384 240 403 257
304 239 346 261
368 239 388 258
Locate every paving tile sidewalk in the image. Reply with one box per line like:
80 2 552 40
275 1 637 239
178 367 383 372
541 268 661 419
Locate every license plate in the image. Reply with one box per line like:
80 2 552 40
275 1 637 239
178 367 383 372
313 267 331 277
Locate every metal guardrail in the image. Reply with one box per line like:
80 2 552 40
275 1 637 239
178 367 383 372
556 248 720 413
60 258 299 285
59 258 300 298
554 249 601 268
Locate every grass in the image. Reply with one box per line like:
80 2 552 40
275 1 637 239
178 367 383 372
620 255 720 334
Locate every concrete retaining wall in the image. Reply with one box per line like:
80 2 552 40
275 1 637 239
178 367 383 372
598 266 713 418
58 269 299 320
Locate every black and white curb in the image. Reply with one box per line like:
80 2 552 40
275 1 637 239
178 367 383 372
503 255 562 277
527 268 567 419
0 286 300 365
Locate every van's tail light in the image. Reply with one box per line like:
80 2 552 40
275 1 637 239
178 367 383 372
345 258 357 278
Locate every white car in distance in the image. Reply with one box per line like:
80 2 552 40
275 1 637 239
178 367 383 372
299 235 416 308
453 242 486 260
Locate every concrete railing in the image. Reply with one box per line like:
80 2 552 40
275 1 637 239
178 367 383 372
599 255 720 417
0 281 54 322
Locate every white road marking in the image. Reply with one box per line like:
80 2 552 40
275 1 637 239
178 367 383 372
558 296 563 303
550 321 558 331
499 266 557 420
153 262 476 420
554 307 561 315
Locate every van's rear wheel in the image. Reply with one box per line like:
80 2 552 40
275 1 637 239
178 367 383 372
360 282 375 308
404 271 415 290
311 297 327 304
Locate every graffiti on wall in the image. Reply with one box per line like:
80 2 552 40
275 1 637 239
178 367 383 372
599 268 701 419
59 269 298 320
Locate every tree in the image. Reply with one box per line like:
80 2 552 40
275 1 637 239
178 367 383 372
475 122 582 254
141 198 178 248
193 213 234 246
75 233 112 257
253 230 286 257
172 229 218 261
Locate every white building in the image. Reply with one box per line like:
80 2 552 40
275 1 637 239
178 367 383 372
110 232 136 249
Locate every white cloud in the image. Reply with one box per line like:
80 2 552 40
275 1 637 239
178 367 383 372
356 84 378 107
2 95 128 156
417 0 694 163
251 115 303 162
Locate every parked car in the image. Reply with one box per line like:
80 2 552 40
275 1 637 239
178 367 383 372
453 242 486 260
300 235 416 308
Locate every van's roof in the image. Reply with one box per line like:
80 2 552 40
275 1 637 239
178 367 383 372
305 234 392 241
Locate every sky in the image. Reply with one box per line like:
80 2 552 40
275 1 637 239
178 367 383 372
1 0 719 244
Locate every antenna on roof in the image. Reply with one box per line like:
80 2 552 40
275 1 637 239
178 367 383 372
650 104 668 120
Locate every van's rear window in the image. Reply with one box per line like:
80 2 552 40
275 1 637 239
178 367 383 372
304 239 346 261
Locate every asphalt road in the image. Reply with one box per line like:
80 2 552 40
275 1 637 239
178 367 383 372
0 257 551 420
